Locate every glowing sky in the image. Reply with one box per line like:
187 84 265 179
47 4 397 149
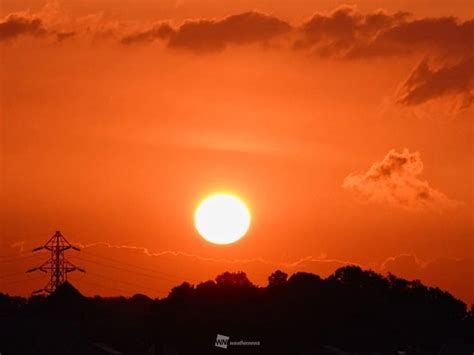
1 0 473 304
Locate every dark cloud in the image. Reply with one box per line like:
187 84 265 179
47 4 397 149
121 11 292 51
395 56 474 108
0 13 47 41
2 7 472 108
168 12 291 51
297 8 474 107
343 149 459 212
297 6 410 57
55 31 76 42
121 23 174 44
298 7 472 59
347 17 473 58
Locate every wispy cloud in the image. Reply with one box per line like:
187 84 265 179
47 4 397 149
78 241 356 268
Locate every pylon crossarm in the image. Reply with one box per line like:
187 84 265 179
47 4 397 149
65 266 86 273
38 260 52 270
64 260 85 272
32 246 44 252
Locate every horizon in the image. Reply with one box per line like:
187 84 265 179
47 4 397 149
3 265 471 305
3 229 473 305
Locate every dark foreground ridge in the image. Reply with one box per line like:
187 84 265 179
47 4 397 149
1 266 473 355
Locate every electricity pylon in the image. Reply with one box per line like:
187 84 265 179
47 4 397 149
27 231 85 294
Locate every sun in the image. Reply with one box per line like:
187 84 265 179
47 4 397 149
194 193 251 245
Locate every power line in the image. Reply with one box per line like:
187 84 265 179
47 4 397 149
70 276 136 295
1 275 45 287
85 271 162 294
0 271 30 280
0 252 46 264
0 252 30 259
71 254 191 284
80 249 198 282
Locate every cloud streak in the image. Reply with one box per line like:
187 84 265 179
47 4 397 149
342 149 459 212
78 241 356 268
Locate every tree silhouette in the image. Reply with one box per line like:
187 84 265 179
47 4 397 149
267 269 288 287
215 271 254 287
1 266 473 355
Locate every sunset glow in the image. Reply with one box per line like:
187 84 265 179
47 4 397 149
1 1 473 352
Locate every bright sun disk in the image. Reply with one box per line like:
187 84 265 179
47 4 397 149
194 193 251 245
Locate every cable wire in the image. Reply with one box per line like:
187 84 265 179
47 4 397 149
70 276 133 295
0 252 47 264
85 271 162 294
70 255 188 284
80 249 197 281
1 275 44 287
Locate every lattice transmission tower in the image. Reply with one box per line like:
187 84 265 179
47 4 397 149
27 231 85 294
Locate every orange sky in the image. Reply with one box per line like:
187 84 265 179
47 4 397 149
1 1 473 304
